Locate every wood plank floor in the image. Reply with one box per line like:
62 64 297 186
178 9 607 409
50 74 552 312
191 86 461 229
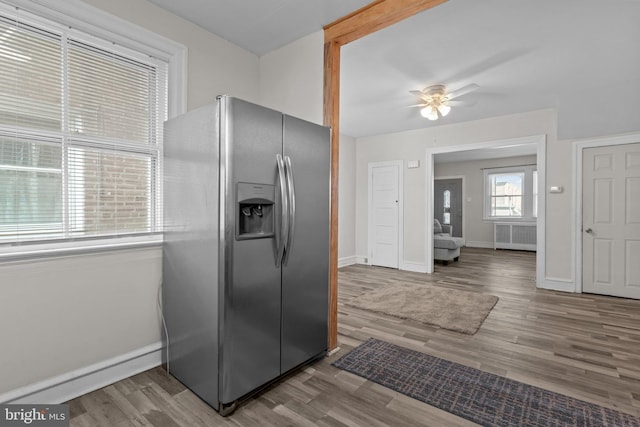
68 248 640 426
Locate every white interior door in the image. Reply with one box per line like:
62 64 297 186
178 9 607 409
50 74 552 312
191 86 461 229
583 142 640 299
368 162 401 268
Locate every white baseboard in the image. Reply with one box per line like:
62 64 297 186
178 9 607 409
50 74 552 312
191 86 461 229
0 342 163 404
539 277 576 293
338 256 357 268
355 255 368 265
464 241 494 249
401 261 428 273
351 257 428 273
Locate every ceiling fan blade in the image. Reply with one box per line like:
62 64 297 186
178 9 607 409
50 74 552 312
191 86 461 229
409 90 425 96
407 103 428 108
447 83 479 100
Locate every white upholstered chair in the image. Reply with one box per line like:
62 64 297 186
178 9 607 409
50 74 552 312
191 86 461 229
433 219 465 265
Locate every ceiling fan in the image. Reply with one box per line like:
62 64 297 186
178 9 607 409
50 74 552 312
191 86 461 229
409 83 479 120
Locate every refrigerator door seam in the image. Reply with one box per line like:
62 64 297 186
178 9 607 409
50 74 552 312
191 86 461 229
218 95 231 408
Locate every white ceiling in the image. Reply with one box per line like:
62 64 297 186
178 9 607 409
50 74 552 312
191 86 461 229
147 0 640 144
146 0 371 55
341 0 640 138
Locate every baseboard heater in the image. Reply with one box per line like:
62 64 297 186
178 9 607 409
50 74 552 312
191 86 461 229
494 222 536 251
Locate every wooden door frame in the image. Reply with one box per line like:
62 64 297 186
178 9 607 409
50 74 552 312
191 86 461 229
573 133 640 294
323 0 448 350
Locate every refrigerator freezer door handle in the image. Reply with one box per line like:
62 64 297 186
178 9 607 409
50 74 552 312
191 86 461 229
283 156 295 265
276 154 289 267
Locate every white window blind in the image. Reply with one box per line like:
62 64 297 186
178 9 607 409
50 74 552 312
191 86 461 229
0 10 167 244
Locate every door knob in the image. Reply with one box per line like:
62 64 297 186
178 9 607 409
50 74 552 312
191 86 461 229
585 228 593 234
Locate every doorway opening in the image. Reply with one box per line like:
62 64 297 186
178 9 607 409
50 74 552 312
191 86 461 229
425 135 546 287
434 177 464 238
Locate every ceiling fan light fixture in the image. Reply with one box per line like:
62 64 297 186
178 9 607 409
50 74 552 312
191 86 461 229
420 106 438 120
436 103 451 117
411 83 478 121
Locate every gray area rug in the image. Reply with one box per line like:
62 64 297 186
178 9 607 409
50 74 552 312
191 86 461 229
333 338 640 427
345 283 498 334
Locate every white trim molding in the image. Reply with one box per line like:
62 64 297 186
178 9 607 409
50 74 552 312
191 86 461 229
0 342 163 404
465 241 494 249
572 132 640 294
338 256 357 268
540 278 576 293
426 135 547 284
355 255 368 265
0 235 163 263
401 261 429 273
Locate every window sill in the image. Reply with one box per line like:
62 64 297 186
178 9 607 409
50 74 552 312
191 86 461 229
0 234 163 263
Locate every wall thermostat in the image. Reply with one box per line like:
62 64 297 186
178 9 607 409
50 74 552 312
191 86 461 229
549 186 563 193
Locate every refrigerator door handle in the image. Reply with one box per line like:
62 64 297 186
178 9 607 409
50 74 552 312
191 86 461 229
276 154 289 267
283 155 295 265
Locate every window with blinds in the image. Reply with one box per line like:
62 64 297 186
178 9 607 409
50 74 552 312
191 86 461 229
483 165 538 221
0 11 167 244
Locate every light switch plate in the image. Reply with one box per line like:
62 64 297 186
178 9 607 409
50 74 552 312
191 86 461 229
407 160 420 168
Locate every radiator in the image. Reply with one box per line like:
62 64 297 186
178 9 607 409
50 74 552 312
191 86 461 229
494 222 536 251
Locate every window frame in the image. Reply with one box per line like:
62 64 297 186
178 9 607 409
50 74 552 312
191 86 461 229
483 165 538 222
0 0 186 260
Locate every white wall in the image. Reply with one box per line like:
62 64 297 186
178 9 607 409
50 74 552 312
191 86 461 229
434 155 537 247
0 249 161 395
81 0 260 110
258 30 324 125
258 31 361 267
338 134 357 265
355 109 570 278
0 0 261 400
558 79 640 141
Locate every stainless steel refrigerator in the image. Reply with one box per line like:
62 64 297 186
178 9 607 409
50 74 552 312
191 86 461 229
162 96 330 414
